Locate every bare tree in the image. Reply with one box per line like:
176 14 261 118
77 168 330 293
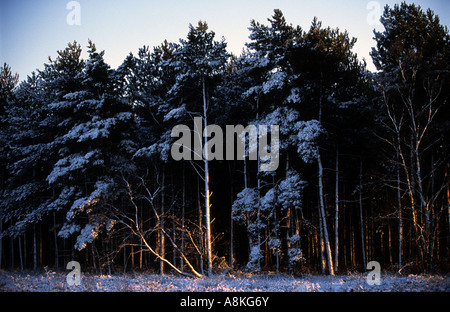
108 174 203 278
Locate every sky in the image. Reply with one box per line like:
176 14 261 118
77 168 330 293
1 0 449 80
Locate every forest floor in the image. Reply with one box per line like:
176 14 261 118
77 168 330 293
0 270 449 292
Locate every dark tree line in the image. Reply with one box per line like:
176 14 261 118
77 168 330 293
1 3 449 276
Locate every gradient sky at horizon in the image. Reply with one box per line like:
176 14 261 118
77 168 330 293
1 0 449 81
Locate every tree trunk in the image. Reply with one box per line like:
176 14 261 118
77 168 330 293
181 163 186 272
287 207 292 269
275 207 280 272
53 211 59 269
343 203 347 267
39 224 43 267
244 155 252 257
397 153 403 269
139 198 143 270
334 148 339 273
388 221 393 265
228 161 234 269
0 219 2 269
202 76 213 276
33 224 37 270
359 160 366 268
409 133 421 269
23 233 27 269
123 245 127 273
197 176 204 275
9 236 14 270
255 95 261 272
447 165 450 260
316 73 334 275
318 152 335 275
160 167 165 274
318 205 325 273
351 221 356 266
171 177 177 268
131 245 134 269
18 235 23 271
414 137 428 271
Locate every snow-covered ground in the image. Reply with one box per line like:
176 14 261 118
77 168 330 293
0 270 448 292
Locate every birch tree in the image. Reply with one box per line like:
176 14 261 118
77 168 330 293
372 2 450 271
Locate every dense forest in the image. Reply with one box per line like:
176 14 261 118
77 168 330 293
0 3 449 277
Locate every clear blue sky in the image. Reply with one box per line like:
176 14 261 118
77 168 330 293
1 0 449 80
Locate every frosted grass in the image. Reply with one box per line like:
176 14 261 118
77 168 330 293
0 270 448 292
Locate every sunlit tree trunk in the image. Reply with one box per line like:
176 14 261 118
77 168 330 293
171 177 177 267
160 167 165 274
317 78 334 276
197 177 204 275
334 148 339 273
318 152 334 275
318 208 325 273
202 76 213 276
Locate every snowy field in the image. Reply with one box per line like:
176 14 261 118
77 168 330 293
0 270 449 292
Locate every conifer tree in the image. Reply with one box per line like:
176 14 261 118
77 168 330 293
51 40 135 252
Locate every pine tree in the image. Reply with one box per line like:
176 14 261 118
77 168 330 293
0 63 19 269
0 71 54 243
235 9 304 272
44 40 135 254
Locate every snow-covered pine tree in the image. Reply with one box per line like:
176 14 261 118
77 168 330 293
231 187 260 271
235 9 305 272
0 63 20 268
243 12 302 273
45 40 135 255
1 67 62 270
